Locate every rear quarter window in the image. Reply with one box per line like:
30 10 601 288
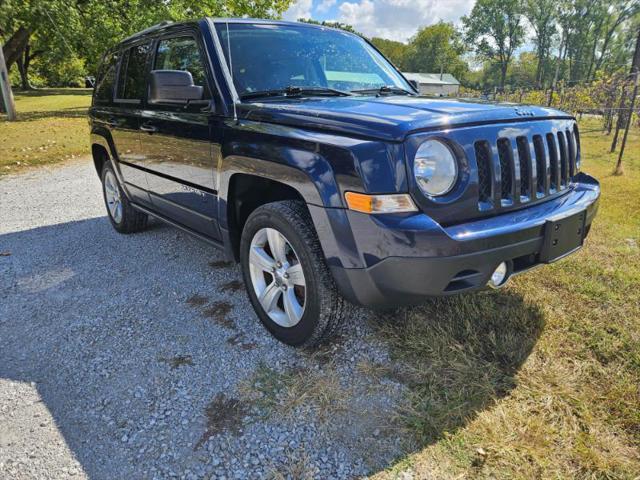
116 43 151 101
94 51 119 104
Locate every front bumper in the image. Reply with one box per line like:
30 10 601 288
325 173 600 306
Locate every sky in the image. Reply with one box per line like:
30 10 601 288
282 0 477 42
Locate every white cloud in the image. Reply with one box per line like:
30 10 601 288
282 0 314 20
337 0 476 42
317 0 337 13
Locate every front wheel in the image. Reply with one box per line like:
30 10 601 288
240 201 348 347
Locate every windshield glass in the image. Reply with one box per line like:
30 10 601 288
214 22 412 97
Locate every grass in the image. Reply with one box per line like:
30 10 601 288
240 362 351 422
373 118 640 479
0 88 92 175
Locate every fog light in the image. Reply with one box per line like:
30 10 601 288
488 262 508 289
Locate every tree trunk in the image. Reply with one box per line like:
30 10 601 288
500 62 507 90
16 43 34 90
2 26 31 70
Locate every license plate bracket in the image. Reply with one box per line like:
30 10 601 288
540 210 587 263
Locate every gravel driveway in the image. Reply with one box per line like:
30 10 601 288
0 161 408 479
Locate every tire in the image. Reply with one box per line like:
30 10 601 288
101 162 148 234
240 200 348 347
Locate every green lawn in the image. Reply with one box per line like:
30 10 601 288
0 88 92 175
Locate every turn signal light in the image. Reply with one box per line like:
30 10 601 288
344 192 417 214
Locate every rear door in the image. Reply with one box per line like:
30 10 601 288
138 32 220 239
110 42 153 205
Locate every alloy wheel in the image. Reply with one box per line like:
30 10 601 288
248 227 307 327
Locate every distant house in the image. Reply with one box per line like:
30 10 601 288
402 72 460 96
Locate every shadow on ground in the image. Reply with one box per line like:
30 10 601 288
15 106 89 122
14 88 93 97
0 216 545 478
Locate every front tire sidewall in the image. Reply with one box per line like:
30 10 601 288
241 208 322 347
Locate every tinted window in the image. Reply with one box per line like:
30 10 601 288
117 43 150 100
154 36 209 97
215 23 411 95
94 51 119 103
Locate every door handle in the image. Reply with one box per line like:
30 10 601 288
140 123 158 133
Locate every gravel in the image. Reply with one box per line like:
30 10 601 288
0 160 408 480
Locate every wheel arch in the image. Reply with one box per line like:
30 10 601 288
224 172 308 261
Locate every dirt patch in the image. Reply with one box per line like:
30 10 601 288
194 393 248 450
209 260 233 268
186 294 208 307
202 301 235 329
227 334 257 351
158 355 194 369
220 279 244 293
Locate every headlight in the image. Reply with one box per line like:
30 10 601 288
414 139 458 196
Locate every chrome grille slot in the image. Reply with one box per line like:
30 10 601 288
546 133 560 191
566 128 576 176
557 131 569 187
532 135 547 195
497 138 513 202
474 141 492 203
516 136 531 200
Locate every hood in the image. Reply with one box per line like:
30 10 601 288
237 95 572 142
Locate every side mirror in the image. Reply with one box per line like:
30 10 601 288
149 70 204 104
408 79 420 92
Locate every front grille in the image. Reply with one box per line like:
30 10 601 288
473 126 577 212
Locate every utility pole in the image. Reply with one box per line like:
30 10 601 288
0 45 17 121
614 29 640 175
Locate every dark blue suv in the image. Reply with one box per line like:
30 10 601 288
89 18 600 347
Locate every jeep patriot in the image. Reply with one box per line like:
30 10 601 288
89 18 600 346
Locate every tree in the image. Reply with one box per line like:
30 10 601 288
523 0 557 88
370 37 409 70
462 0 525 89
1 0 294 89
403 22 468 80
296 19 361 35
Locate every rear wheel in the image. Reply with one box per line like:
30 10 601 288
240 201 348 347
101 163 147 233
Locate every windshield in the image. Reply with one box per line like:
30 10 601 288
214 22 412 98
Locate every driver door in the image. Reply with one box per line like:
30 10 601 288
138 32 221 239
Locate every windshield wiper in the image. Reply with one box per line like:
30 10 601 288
240 86 352 100
351 85 414 96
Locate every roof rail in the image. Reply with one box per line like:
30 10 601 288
121 20 174 43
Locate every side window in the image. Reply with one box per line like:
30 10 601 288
94 51 119 103
116 43 150 100
154 36 209 98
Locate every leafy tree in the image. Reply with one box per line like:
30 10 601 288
462 0 525 89
370 37 409 70
403 22 468 80
523 0 557 88
296 19 362 35
1 0 293 88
